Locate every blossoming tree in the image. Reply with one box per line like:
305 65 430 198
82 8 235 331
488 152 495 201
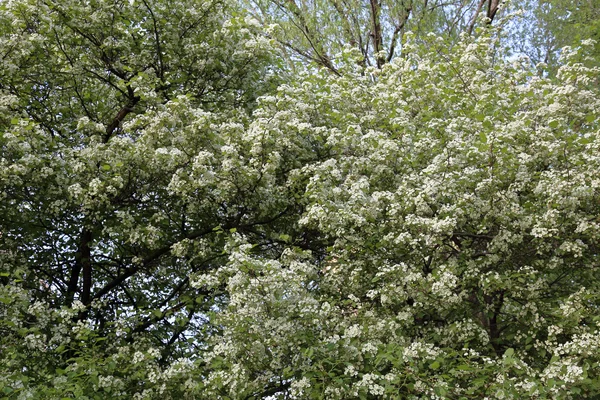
1 0 600 398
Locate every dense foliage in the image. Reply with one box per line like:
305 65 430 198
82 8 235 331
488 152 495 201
1 0 600 399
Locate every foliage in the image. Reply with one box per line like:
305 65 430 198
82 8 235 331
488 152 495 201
197 35 600 399
0 0 282 397
1 0 600 399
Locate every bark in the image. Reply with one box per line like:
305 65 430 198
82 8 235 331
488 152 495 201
79 228 93 307
387 6 412 63
468 0 501 35
66 227 92 308
487 0 500 23
103 87 140 143
467 0 486 35
369 0 384 68
471 290 505 355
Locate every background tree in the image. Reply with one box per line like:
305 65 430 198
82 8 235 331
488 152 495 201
509 0 600 75
245 0 504 72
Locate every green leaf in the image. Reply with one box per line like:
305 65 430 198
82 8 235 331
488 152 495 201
429 360 441 370
101 164 111 171
504 348 514 358
549 120 559 129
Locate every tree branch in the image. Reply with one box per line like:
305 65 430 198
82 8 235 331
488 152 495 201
467 0 486 35
369 0 384 68
387 5 412 63
103 86 140 143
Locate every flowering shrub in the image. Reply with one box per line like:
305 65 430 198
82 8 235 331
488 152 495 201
195 35 600 399
1 1 600 398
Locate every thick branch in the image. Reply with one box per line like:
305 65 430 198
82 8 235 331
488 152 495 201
369 0 384 68
467 0 486 35
66 259 81 307
487 290 505 355
103 87 140 143
487 0 500 24
80 228 93 306
66 227 93 310
387 6 412 63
